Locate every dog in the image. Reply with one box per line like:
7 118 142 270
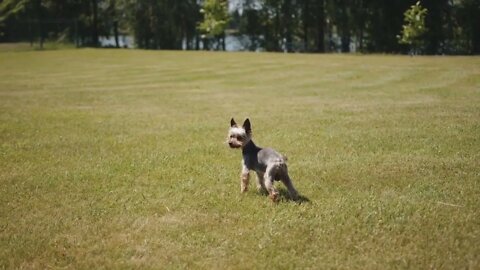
227 118 299 202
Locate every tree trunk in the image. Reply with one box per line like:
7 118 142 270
203 38 209 50
111 0 119 48
29 19 34 47
341 36 350 52
357 0 365 52
359 28 364 52
114 21 120 48
91 0 99 47
195 33 200 50
74 19 79 47
274 5 281 51
340 2 350 53
283 0 293 52
303 0 309 51
222 32 226 51
472 8 480 54
35 0 44 49
317 0 325 52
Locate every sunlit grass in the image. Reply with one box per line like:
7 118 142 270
0 48 479 268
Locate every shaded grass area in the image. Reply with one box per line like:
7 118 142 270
0 42 77 52
1 49 479 268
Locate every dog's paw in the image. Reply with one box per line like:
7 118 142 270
269 192 279 202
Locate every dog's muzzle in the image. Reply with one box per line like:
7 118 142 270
229 142 241 148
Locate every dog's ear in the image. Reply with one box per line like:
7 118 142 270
230 118 237 127
243 118 251 134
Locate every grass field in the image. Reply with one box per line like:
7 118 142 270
0 48 479 269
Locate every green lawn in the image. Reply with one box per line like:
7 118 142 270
0 48 479 269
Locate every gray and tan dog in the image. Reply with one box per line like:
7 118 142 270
227 118 299 202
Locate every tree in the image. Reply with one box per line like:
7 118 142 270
198 0 230 50
261 0 282 52
398 1 428 54
421 0 448 54
233 0 261 51
90 0 99 47
458 0 480 54
0 0 43 47
282 0 293 52
1 0 478 54
336 0 352 52
316 0 325 52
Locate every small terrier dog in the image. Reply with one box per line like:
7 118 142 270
227 118 299 202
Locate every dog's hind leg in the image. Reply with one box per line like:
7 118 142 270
264 166 279 202
281 174 299 201
278 164 298 201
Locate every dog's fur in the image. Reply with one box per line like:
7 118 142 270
227 118 298 201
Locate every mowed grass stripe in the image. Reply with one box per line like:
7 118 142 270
0 49 479 269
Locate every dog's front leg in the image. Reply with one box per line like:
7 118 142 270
240 163 250 193
255 171 266 192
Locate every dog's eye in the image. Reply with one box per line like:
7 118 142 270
237 136 243 141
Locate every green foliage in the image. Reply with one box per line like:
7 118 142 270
457 0 480 54
0 0 29 38
398 1 428 53
0 0 29 21
197 0 230 38
122 0 200 49
0 0 479 54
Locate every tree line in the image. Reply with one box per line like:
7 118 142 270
0 0 479 54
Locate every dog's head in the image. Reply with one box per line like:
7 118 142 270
227 118 252 149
